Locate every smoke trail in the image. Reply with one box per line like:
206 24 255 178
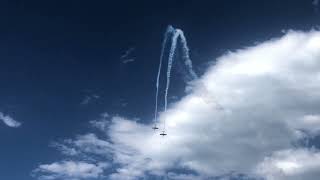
176 30 198 80
164 31 180 113
154 26 175 124
155 25 199 131
162 30 182 131
164 29 198 112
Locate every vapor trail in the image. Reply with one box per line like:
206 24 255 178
177 29 198 80
164 31 180 113
164 29 198 112
154 26 174 124
155 25 199 131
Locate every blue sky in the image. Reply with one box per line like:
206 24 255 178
1 0 320 180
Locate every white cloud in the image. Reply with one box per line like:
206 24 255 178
90 112 110 131
0 112 21 128
256 148 320 180
103 30 320 179
35 30 320 180
51 133 113 157
167 172 202 180
33 161 108 180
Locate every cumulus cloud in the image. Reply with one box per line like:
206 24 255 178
35 30 320 180
256 148 320 180
0 112 21 128
33 161 108 180
51 133 113 157
167 172 202 180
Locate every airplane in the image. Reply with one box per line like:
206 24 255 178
160 131 167 136
152 125 159 130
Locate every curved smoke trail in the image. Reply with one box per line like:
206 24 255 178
177 29 198 80
154 26 174 124
155 25 198 131
164 29 198 112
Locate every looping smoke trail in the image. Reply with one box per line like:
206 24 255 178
154 26 175 124
155 25 198 131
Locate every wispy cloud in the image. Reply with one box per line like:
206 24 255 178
33 161 108 180
313 0 319 12
0 112 21 128
34 116 112 180
90 112 110 131
80 94 100 105
120 47 136 64
313 0 319 6
122 58 135 64
120 47 135 59
35 30 320 180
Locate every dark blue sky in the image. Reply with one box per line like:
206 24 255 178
0 0 319 179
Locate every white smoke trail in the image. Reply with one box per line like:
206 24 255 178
177 29 198 80
154 26 174 125
155 25 199 131
164 31 180 113
164 29 198 112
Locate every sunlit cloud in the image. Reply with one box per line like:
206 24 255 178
33 161 108 180
0 112 21 128
34 30 320 180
